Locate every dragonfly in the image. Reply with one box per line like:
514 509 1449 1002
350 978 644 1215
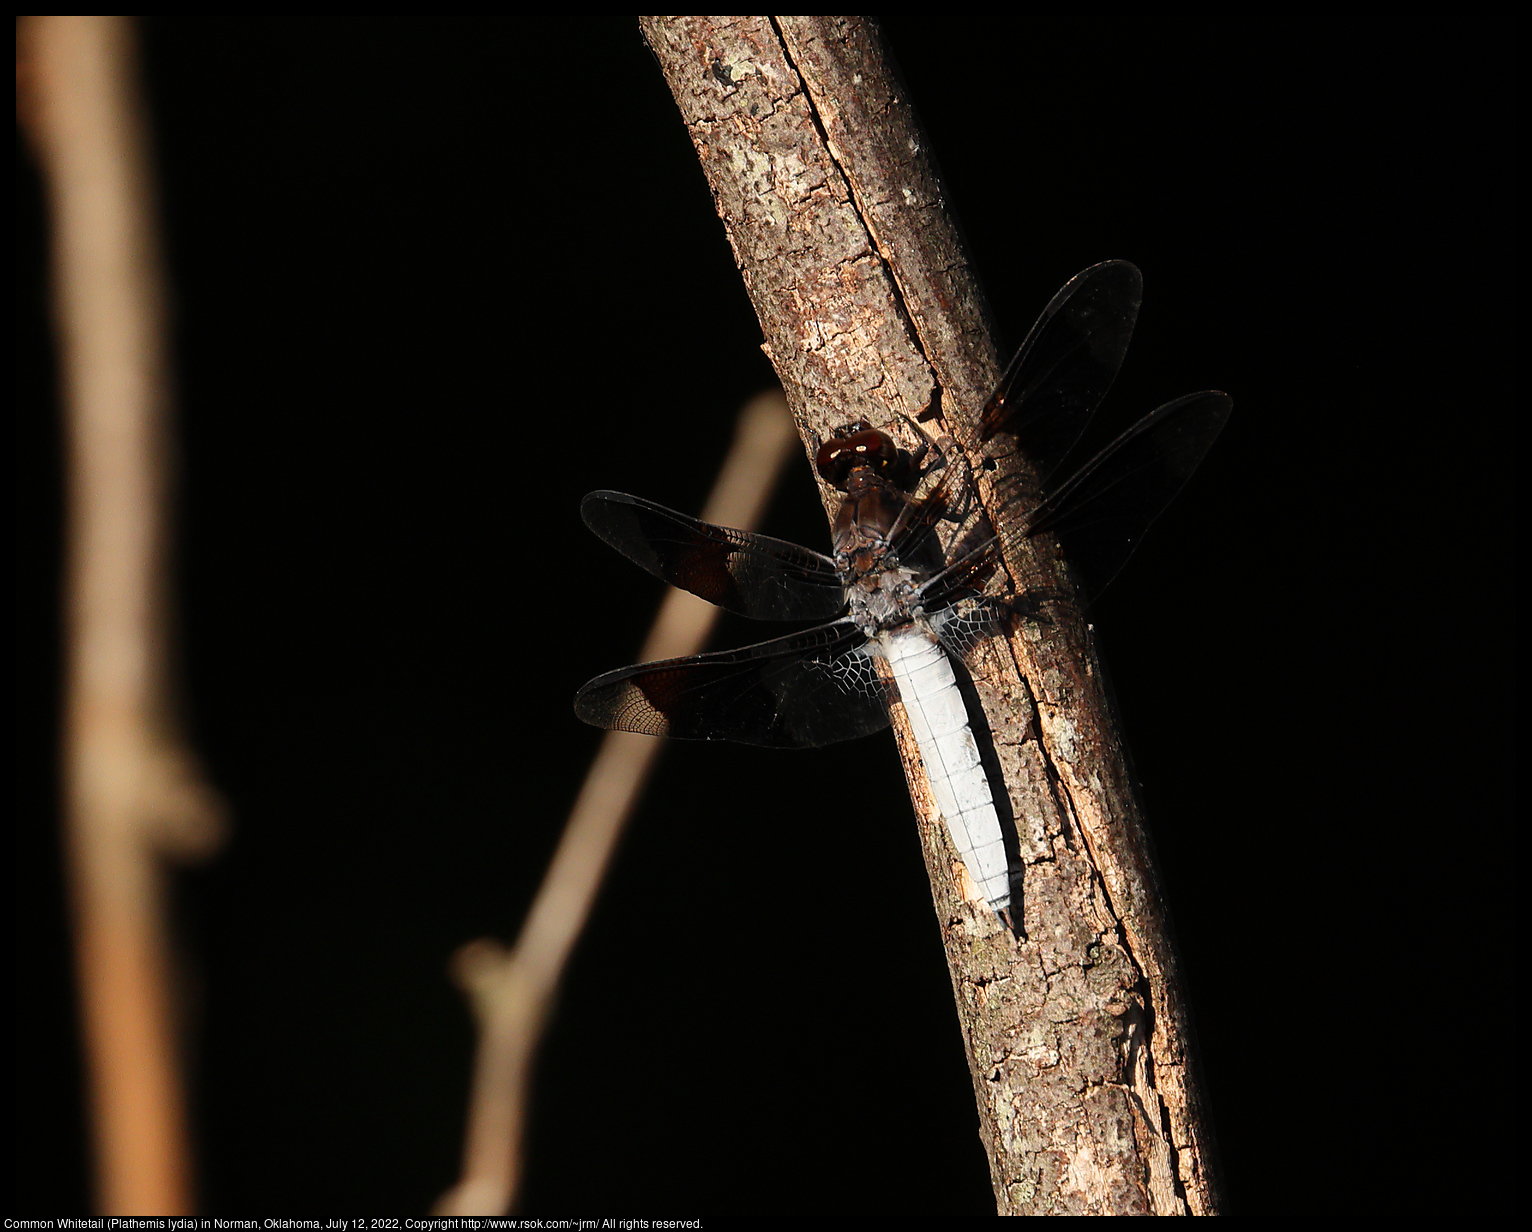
574 261 1231 913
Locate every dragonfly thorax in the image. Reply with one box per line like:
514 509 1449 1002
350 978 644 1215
846 559 925 637
829 473 906 554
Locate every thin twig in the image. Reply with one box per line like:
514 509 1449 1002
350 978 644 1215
435 390 796 1216
18 15 226 1215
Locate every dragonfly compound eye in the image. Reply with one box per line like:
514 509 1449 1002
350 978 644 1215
816 428 900 489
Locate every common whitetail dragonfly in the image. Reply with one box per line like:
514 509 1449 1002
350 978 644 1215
575 261 1230 913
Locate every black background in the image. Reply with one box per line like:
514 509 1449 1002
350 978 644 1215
14 17 1516 1215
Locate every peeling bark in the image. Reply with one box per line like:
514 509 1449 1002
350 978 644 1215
639 16 1219 1214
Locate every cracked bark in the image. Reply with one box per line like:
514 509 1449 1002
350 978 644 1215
639 16 1219 1215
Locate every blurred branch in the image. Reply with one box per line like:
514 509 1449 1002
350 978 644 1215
18 15 226 1215
435 391 796 1216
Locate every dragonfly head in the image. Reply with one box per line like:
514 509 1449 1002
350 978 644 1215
815 425 916 493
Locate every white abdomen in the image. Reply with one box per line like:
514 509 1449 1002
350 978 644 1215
880 628 1010 911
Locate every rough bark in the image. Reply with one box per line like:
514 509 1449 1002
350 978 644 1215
639 16 1219 1215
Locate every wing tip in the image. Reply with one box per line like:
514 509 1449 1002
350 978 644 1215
574 673 672 738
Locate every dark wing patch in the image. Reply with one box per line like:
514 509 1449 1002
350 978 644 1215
582 491 845 621
574 620 891 748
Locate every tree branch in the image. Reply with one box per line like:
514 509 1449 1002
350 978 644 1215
639 15 1218 1214
435 392 797 1215
18 14 227 1214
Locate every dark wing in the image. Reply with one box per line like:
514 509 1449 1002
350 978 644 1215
978 261 1143 483
582 491 845 621
1019 391 1233 595
926 392 1231 609
574 620 891 748
886 462 965 573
